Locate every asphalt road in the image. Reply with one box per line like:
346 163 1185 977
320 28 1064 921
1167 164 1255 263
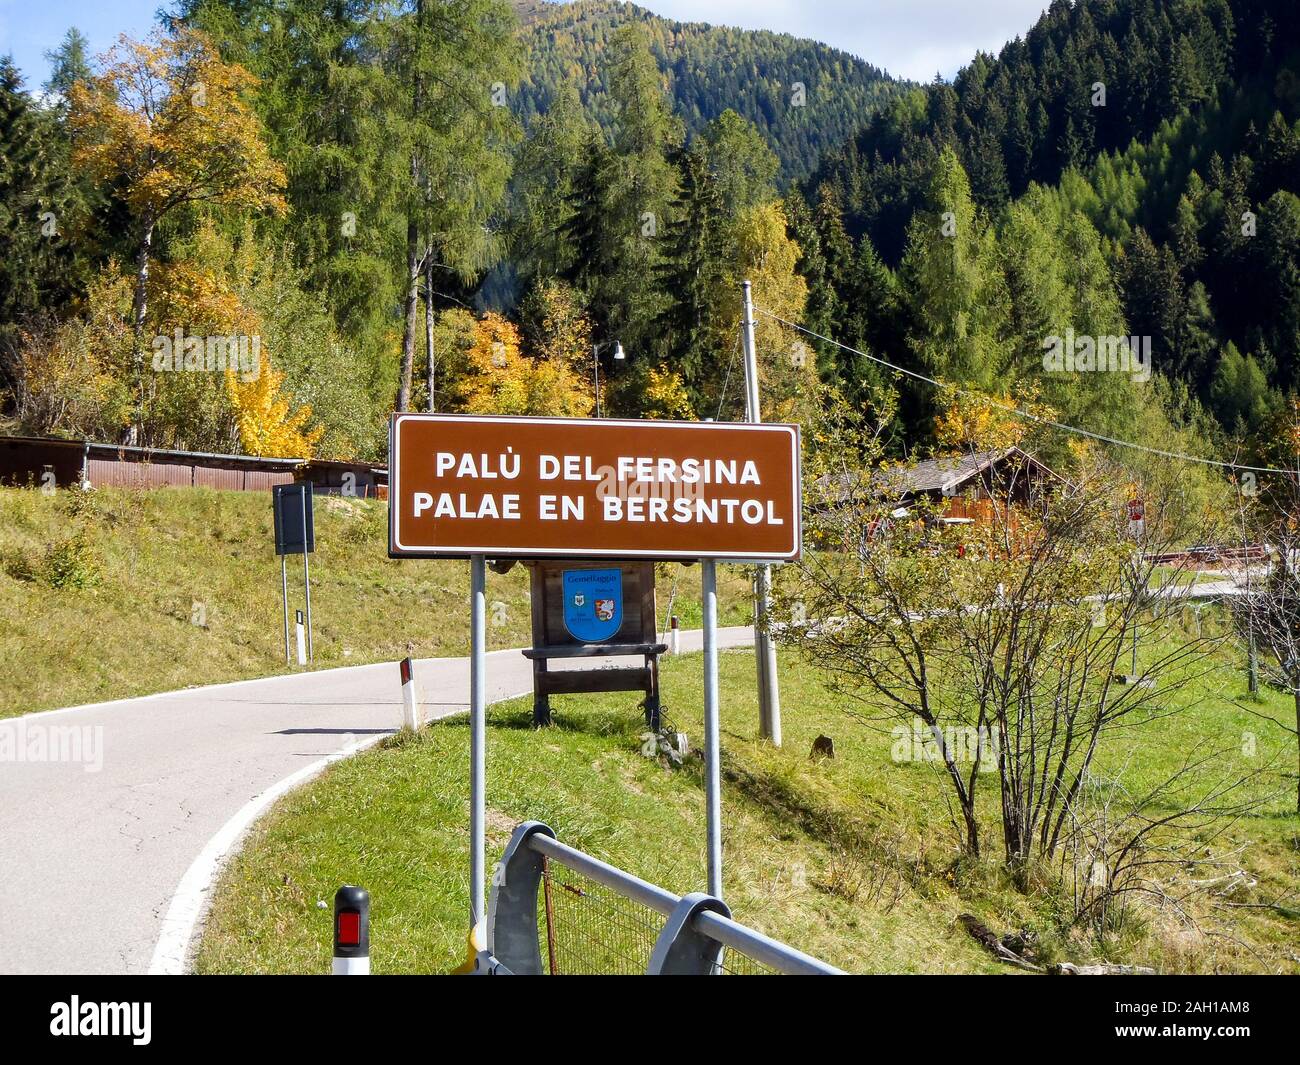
0 627 754 975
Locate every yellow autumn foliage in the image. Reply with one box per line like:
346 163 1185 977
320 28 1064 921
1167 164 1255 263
69 28 285 222
643 365 695 420
712 201 815 422
226 364 322 458
456 312 593 417
934 386 1057 453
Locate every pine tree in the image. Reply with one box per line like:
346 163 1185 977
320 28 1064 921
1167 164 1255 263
598 22 682 371
389 0 521 411
181 0 409 369
654 147 725 411
697 109 778 216
560 134 616 325
43 28 91 103
0 60 56 327
899 147 1009 390
510 80 593 288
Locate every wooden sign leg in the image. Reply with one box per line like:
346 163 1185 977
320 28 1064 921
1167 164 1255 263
532 659 551 727
645 653 661 731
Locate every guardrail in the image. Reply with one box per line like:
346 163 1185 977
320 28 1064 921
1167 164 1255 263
479 821 844 975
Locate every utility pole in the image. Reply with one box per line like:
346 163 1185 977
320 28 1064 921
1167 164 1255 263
740 280 782 746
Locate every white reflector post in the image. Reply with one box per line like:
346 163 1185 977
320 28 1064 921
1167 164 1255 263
332 885 370 975
399 656 419 730
670 614 680 655
295 609 307 666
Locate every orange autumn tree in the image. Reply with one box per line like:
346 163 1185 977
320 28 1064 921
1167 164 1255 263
69 27 285 442
456 312 592 416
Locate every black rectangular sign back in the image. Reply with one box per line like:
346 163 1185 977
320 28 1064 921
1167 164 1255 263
273 482 315 556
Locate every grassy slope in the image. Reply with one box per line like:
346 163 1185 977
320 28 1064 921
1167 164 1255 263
196 641 1299 975
0 486 751 718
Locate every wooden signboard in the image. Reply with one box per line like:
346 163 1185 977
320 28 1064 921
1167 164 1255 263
521 560 665 729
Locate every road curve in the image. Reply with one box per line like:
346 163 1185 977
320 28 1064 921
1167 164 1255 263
0 627 754 975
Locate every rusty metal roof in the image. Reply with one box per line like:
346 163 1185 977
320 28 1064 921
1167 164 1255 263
816 446 1060 505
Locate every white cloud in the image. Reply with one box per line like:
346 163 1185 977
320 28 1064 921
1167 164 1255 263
632 0 1051 81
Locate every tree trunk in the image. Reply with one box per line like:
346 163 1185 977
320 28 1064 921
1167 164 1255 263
962 798 980 859
425 255 436 413
396 221 421 412
129 217 155 446
1294 691 1299 814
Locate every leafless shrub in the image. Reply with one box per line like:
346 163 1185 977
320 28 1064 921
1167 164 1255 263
1056 751 1269 935
1226 466 1300 812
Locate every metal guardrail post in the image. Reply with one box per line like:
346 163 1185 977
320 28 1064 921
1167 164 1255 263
486 820 557 975
646 892 732 975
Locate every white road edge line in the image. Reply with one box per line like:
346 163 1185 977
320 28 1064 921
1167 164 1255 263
147 732 389 975
148 682 532 976
144 628 748 976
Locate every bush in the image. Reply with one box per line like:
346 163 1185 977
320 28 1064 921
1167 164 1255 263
41 531 102 589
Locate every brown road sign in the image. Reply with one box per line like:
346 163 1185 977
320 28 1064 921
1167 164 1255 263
389 413 801 561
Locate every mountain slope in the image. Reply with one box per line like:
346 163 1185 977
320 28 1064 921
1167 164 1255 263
514 0 907 184
808 0 1298 258
797 0 1300 449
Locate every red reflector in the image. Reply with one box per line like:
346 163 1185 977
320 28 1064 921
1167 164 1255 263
337 911 361 947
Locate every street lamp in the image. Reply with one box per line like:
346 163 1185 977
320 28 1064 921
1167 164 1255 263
592 340 625 418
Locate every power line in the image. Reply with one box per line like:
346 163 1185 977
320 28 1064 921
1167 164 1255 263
715 330 741 421
756 307 1294 478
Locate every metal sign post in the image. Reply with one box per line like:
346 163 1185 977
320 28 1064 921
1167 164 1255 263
273 482 315 667
701 559 723 898
280 556 290 664
469 554 487 930
301 489 314 664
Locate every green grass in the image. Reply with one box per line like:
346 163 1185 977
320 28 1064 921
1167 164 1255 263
6 483 1294 973
195 638 1300 975
0 485 752 718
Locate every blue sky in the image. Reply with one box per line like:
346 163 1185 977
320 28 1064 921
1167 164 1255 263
1 1 167 89
1 0 1051 88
